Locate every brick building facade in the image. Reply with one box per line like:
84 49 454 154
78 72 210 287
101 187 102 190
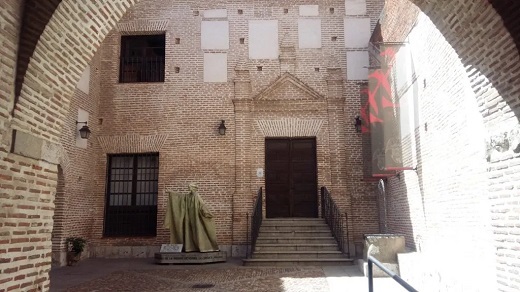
52 0 384 261
1 0 520 291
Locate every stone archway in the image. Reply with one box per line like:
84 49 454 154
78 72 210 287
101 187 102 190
0 1 142 289
7 0 519 151
1 0 519 290
10 0 519 149
403 0 520 127
10 0 141 144
374 1 520 290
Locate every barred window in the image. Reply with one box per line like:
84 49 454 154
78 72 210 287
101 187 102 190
119 34 165 83
104 153 159 237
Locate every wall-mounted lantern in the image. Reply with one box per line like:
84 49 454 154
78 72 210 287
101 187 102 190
76 121 91 139
218 120 227 136
355 116 362 133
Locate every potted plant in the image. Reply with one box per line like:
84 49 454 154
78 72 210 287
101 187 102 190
65 237 87 266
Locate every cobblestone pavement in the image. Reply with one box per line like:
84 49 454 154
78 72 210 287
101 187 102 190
62 267 327 292
50 258 406 292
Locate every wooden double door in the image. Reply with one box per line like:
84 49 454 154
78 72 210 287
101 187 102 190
265 138 318 218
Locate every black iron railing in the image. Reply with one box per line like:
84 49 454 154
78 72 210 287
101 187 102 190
320 187 349 257
119 56 165 83
247 187 263 258
368 255 418 292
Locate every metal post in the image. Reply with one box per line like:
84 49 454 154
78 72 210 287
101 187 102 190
367 256 418 292
344 213 349 257
246 212 250 259
368 260 374 292
320 187 325 218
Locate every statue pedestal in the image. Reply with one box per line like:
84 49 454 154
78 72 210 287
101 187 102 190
154 251 227 264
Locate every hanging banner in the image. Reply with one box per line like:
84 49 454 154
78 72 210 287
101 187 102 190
365 44 404 177
394 43 420 170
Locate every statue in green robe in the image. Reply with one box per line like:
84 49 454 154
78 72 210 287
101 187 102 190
164 183 219 252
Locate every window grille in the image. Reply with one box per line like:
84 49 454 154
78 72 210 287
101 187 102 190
119 35 165 83
104 153 159 237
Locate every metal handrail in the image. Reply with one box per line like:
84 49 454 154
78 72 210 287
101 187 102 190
320 187 349 257
246 212 250 258
368 255 418 292
247 187 263 258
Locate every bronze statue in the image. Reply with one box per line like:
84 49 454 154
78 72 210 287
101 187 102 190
164 183 219 252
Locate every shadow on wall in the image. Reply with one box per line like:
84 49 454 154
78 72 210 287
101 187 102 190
51 165 66 267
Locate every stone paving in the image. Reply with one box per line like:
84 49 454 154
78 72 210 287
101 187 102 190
49 258 406 292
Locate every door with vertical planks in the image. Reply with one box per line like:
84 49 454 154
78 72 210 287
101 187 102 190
265 138 318 218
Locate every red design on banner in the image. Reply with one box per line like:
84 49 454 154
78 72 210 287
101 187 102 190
366 47 399 125
361 45 404 177
360 88 371 133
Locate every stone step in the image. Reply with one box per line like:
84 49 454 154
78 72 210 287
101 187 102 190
261 221 328 227
255 243 339 252
242 258 355 266
259 230 332 237
253 251 344 259
260 225 331 232
263 218 325 222
249 217 344 266
256 237 337 244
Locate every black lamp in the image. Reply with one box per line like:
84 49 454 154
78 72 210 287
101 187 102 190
76 121 91 139
355 116 362 133
218 120 226 135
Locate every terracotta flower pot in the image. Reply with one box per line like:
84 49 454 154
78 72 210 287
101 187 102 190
66 251 81 266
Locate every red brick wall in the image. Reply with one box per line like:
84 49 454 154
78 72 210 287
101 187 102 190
0 1 57 291
0 1 139 290
0 0 21 142
50 52 104 266
89 0 383 256
14 0 62 99
11 1 140 144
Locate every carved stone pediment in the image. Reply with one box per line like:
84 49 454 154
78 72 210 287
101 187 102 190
254 73 324 101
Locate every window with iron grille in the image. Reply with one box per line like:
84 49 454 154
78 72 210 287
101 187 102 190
104 153 159 237
119 34 165 83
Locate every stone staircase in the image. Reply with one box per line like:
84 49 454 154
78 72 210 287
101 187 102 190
242 218 354 266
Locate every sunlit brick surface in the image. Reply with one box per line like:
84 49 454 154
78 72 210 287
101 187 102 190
379 1 520 291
